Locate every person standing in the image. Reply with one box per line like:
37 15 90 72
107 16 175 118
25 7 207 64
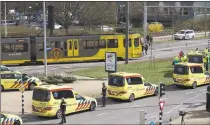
101 82 107 107
60 98 67 124
145 44 148 55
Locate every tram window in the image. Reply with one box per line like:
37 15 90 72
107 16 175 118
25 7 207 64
123 39 131 47
69 41 72 50
134 38 140 47
74 41 77 50
55 42 61 48
86 41 95 49
83 41 87 48
98 40 106 48
15 43 28 52
107 39 118 48
38 42 44 51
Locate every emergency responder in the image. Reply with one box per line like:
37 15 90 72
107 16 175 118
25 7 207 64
195 48 199 53
173 55 179 65
179 50 184 58
101 82 107 107
60 98 67 124
145 43 148 55
204 54 209 71
204 47 209 54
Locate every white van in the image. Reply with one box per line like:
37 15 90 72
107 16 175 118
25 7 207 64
174 30 195 40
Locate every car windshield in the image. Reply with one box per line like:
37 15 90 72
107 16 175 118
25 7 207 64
108 76 124 87
177 31 185 34
1 66 10 71
1 114 5 119
174 65 189 75
188 55 203 63
32 88 51 102
190 66 203 73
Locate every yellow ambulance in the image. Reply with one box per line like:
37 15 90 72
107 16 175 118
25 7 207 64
107 72 158 102
32 85 97 119
173 63 210 89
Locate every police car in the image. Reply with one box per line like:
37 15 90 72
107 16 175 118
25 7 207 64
1 113 22 125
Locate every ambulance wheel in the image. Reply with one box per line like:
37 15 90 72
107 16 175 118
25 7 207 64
29 83 36 90
89 102 96 111
154 89 158 96
192 82 197 89
14 120 21 125
129 93 135 102
0 85 4 92
56 109 62 119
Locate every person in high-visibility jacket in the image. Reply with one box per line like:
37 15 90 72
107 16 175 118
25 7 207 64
204 47 209 54
204 54 209 71
173 56 180 65
195 48 199 54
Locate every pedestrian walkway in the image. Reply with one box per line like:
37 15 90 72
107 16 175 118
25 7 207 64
170 105 210 124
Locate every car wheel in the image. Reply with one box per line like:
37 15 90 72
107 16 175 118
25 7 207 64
182 36 185 40
192 35 194 39
192 82 197 89
129 93 135 102
29 83 36 90
89 102 96 111
56 109 62 119
14 120 21 125
0 85 4 92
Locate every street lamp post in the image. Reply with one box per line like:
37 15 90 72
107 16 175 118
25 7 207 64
43 2 47 77
0 1 2 120
4 1 7 37
125 1 129 64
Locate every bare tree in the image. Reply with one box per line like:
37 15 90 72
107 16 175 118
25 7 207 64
52 2 84 34
81 2 117 30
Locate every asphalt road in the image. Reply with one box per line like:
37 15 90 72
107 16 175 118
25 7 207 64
22 85 207 124
9 38 209 75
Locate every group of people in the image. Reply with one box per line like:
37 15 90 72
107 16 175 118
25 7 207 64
141 34 153 56
173 47 209 71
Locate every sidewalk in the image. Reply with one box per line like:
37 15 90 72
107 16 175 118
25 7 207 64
170 105 210 124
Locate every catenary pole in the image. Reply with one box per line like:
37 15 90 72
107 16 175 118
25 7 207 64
43 1 47 77
125 1 129 64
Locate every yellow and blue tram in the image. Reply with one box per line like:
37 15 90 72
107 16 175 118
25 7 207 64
1 33 142 65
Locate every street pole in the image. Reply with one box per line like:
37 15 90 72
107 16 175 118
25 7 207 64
43 1 47 77
143 2 147 43
0 1 2 121
4 1 7 37
21 74 24 115
125 1 129 64
204 2 207 37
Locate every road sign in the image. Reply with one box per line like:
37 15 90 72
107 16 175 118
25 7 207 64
19 85 25 93
150 122 155 125
160 101 165 111
51 48 62 60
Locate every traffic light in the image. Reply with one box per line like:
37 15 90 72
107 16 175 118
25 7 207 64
139 110 147 124
159 82 166 97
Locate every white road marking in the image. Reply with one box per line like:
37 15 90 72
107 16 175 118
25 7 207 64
200 89 206 91
97 113 106 116
186 92 193 95
130 105 139 107
147 91 206 120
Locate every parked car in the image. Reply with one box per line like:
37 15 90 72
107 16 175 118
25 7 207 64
99 25 113 32
174 30 195 40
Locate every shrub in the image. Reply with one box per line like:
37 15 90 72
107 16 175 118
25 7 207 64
62 76 77 83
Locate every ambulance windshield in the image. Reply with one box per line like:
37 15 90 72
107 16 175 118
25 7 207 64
108 76 124 87
174 65 189 75
33 88 51 102
188 55 203 63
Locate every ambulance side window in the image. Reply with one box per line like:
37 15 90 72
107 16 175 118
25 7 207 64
52 90 74 100
126 77 143 85
1 74 15 79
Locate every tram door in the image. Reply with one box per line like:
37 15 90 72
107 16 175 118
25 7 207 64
30 36 37 63
67 39 79 57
